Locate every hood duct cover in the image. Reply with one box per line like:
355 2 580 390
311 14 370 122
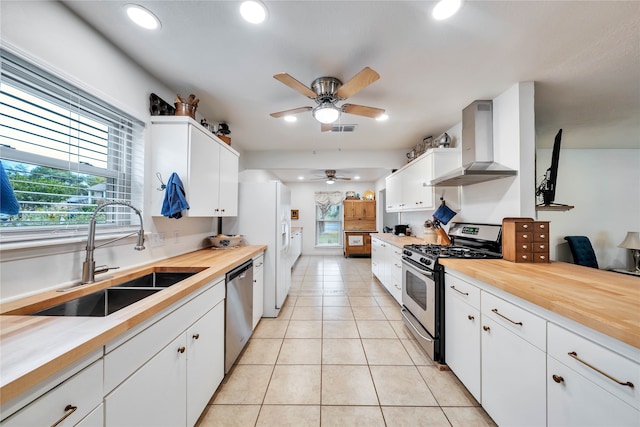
431 100 517 186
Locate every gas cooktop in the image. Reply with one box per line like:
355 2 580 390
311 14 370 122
405 244 503 259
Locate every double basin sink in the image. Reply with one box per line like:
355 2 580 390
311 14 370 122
31 271 200 317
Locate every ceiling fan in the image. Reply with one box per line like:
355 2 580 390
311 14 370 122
270 67 385 131
312 170 352 184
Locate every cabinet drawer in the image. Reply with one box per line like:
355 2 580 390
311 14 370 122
512 251 534 263
2 360 103 427
533 221 549 232
481 292 546 351
548 323 639 410
446 274 480 309
104 279 225 393
514 221 534 231
533 232 549 242
532 252 550 263
532 242 548 252
515 232 534 242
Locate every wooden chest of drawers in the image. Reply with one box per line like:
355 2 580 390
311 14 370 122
502 218 550 263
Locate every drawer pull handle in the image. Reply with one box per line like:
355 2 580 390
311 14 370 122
491 308 523 326
51 404 77 427
482 325 490 332
467 315 475 321
450 286 469 296
193 333 200 340
178 346 186 354
568 351 634 388
552 374 564 384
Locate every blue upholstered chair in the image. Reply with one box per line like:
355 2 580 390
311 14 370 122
564 236 599 269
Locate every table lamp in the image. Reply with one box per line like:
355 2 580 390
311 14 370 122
618 231 640 272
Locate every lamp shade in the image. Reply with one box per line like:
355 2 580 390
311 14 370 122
618 231 640 250
313 103 340 124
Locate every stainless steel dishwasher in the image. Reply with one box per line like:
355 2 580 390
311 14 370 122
225 259 253 373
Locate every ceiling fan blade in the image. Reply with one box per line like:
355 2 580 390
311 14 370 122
342 103 386 119
273 73 317 99
338 177 352 180
270 106 312 118
335 67 380 99
321 123 333 132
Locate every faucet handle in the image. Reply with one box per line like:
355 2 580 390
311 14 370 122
95 265 120 275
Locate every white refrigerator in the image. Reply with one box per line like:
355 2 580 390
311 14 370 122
236 181 291 317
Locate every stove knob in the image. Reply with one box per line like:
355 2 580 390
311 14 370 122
403 250 412 256
420 257 432 265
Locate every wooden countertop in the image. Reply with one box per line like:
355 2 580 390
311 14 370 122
439 259 640 349
0 245 266 405
370 232 426 247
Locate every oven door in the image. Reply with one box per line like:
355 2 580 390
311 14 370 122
401 258 437 359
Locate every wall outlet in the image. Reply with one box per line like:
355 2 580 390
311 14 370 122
173 231 180 244
150 232 166 247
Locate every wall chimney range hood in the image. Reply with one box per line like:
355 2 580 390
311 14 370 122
431 100 517 186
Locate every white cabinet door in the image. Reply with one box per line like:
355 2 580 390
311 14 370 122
385 173 403 212
186 303 225 427
371 237 385 280
105 334 187 427
445 288 481 402
385 244 403 303
189 124 219 216
75 403 103 427
252 254 265 329
217 144 238 216
481 315 546 427
547 356 640 427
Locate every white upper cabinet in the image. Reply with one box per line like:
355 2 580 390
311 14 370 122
151 116 239 217
385 149 460 213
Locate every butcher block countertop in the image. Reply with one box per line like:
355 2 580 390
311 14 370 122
0 245 266 405
439 259 640 349
370 232 426 247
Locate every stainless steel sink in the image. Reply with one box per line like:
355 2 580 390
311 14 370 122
110 271 198 288
31 288 162 317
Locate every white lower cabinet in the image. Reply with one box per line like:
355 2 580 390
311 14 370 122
252 254 265 329
444 275 481 402
547 323 640 426
371 237 385 280
1 359 103 427
76 404 104 427
385 244 403 303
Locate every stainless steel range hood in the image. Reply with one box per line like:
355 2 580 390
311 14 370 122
432 100 517 186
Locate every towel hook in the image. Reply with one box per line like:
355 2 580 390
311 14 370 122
440 191 446 206
156 172 166 191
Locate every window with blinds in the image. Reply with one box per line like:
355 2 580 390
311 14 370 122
0 50 144 242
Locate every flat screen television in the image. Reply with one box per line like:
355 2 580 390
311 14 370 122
537 129 564 206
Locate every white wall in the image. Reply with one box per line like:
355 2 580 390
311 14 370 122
536 148 640 269
0 2 217 302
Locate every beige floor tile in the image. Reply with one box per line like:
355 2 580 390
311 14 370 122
401 339 435 366
418 366 479 406
323 295 350 306
321 406 385 427
256 405 320 427
237 339 282 365
346 288 376 297
374 295 399 307
277 306 293 320
442 407 497 426
323 320 360 338
285 320 322 338
323 306 354 320
352 306 387 320
295 296 323 306
291 306 323 320
348 296 379 306
362 339 414 365
264 365 321 405
277 338 322 364
381 406 451 427
370 366 438 406
281 295 297 308
356 320 398 338
321 365 379 405
389 320 416 340
213 365 274 404
300 282 325 291
380 305 403 320
252 319 289 338
322 338 367 365
196 404 260 427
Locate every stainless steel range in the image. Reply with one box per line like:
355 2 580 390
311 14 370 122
401 222 502 364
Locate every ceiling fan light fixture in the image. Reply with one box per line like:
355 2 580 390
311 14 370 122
125 4 161 30
326 178 335 185
240 0 268 24
313 103 340 124
284 115 297 122
376 113 389 121
432 0 462 20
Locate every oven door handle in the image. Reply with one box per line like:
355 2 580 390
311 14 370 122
401 258 435 279
401 307 434 342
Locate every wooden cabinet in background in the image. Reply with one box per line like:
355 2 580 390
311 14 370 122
502 218 550 263
344 231 372 257
343 200 376 231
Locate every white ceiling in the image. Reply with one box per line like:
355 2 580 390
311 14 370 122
62 1 640 182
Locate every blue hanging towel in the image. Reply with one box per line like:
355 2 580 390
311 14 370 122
161 172 190 219
0 161 20 215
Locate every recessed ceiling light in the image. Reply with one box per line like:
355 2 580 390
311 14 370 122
376 114 389 121
354 176 361 180
284 115 297 122
240 1 268 24
432 0 462 20
298 176 304 180
125 4 161 30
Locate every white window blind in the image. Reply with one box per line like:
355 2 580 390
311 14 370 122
315 191 344 247
0 49 144 242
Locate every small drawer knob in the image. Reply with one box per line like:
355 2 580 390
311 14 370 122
552 374 564 384
483 325 490 332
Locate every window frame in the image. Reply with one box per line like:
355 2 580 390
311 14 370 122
315 203 343 248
